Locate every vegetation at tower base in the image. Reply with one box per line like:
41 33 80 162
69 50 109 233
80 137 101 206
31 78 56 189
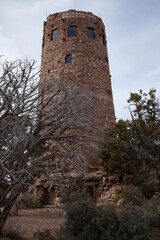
58 197 149 240
99 89 160 187
0 58 98 235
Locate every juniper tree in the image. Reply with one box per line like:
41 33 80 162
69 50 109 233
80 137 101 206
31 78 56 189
99 89 160 184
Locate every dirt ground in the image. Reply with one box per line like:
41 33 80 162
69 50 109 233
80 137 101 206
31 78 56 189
3 206 65 240
2 206 160 240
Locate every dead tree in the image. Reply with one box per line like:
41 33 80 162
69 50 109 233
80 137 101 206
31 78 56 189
0 59 98 233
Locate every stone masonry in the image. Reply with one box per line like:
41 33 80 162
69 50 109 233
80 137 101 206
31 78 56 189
40 10 115 132
39 10 116 195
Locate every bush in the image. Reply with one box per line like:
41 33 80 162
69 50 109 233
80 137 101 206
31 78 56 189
78 206 122 240
20 193 42 209
141 197 160 228
33 229 54 240
120 205 149 240
122 186 144 205
141 184 155 199
58 199 149 240
60 190 90 204
60 190 77 204
59 200 97 239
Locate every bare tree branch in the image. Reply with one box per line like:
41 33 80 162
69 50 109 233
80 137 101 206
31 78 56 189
0 59 99 233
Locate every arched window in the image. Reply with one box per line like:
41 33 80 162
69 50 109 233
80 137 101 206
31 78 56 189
65 54 72 64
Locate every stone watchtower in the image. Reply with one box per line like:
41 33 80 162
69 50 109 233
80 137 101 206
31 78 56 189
40 9 115 164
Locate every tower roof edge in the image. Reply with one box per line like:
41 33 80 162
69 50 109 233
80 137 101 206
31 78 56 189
47 10 103 23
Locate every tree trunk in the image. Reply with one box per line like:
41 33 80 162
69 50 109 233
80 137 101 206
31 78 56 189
0 185 12 207
0 186 22 234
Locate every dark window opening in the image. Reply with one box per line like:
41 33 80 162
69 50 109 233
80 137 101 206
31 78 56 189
42 37 44 47
63 39 66 41
52 29 58 40
87 27 95 39
47 188 55 205
102 34 105 45
87 186 94 198
68 26 77 37
119 175 123 183
105 57 108 62
65 54 72 64
108 90 111 95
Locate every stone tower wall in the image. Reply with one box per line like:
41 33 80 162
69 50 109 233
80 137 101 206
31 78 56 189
40 10 115 130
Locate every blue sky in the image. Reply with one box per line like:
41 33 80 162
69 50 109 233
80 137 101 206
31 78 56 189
0 0 160 120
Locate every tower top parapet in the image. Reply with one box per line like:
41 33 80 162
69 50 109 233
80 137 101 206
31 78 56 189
47 10 103 23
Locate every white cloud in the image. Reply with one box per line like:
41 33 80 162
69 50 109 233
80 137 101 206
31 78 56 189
0 25 22 60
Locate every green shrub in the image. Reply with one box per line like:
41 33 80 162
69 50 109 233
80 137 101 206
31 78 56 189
120 205 149 240
61 200 97 238
60 190 90 204
141 197 160 228
58 199 149 240
60 190 77 204
20 193 42 209
122 186 144 205
78 206 122 240
141 184 155 199
33 229 54 240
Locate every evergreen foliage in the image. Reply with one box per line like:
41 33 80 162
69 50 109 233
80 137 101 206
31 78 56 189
99 89 160 184
20 194 42 209
120 206 149 239
60 190 90 204
141 197 160 228
58 199 149 240
122 186 144 205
